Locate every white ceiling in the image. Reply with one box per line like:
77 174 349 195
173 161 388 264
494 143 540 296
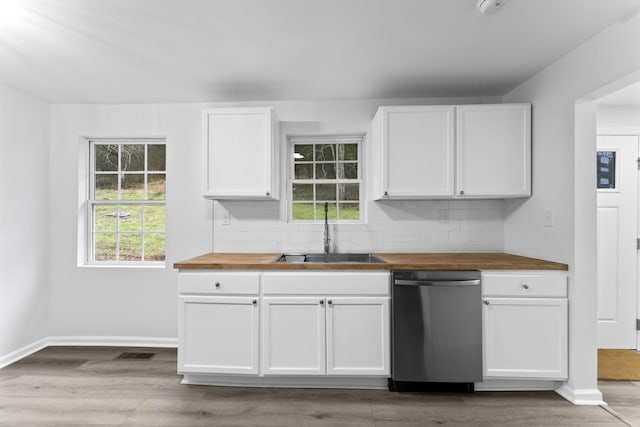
1 0 639 103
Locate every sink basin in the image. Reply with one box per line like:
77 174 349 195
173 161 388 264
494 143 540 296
276 253 385 264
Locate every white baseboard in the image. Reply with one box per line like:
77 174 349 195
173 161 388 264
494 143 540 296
0 337 49 369
475 379 558 391
555 384 605 405
47 336 178 348
0 336 177 368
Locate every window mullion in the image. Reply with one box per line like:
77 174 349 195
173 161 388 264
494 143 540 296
141 205 146 261
144 144 149 200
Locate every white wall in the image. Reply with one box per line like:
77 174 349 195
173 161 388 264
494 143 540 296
503 11 640 404
0 83 50 362
48 104 212 342
597 105 640 128
48 96 503 341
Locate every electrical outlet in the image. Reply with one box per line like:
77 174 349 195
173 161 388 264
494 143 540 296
544 210 554 227
222 211 231 226
439 209 449 223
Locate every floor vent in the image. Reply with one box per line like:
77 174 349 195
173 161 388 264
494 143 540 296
115 352 155 360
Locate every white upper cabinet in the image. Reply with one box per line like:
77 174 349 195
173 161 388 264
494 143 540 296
372 103 531 200
372 106 455 199
456 104 531 198
203 107 279 200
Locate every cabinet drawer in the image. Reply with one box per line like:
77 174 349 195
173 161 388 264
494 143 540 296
262 272 390 295
482 273 567 298
179 272 259 295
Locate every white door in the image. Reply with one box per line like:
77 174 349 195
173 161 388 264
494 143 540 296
204 107 275 198
597 134 639 349
380 106 455 198
483 297 568 379
325 297 390 376
261 296 326 375
178 295 259 375
455 104 531 198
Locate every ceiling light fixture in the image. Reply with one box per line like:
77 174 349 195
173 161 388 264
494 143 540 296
475 0 505 16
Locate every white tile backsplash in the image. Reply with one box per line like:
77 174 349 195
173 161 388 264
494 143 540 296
213 199 504 253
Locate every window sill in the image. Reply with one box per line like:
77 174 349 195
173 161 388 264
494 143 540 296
78 262 167 269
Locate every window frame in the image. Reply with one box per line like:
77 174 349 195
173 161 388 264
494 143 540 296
287 134 364 223
86 138 166 266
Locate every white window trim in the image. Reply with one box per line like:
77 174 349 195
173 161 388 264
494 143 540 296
83 138 166 267
287 134 365 224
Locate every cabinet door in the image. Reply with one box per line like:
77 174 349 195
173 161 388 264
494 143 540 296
203 107 278 199
326 297 390 376
262 297 326 375
483 297 567 380
374 106 455 199
178 295 259 375
456 104 531 198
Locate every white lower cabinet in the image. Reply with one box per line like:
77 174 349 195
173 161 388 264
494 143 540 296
178 295 259 375
178 271 260 375
326 297 390 376
482 271 568 380
261 296 390 376
261 271 391 377
178 270 390 381
261 296 326 375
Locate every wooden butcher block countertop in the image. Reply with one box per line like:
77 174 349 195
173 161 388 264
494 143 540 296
174 252 568 271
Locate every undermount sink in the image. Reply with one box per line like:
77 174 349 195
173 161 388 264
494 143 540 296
275 253 386 264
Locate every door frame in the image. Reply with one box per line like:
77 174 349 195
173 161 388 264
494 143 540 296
597 127 640 351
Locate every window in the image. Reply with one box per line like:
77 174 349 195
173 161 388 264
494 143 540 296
597 151 616 189
288 135 363 222
87 139 166 264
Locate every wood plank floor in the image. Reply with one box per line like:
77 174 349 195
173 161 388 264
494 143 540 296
0 346 637 426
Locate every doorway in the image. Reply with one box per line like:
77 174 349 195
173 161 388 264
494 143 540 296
595 80 640 350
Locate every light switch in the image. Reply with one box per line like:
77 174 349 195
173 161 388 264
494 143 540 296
544 210 554 227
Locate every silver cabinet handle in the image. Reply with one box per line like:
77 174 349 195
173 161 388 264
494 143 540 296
252 300 257 305
215 282 221 288
522 284 529 290
459 190 465 196
319 300 324 305
266 191 270 196
394 279 480 287
328 300 333 305
484 300 490 305
384 191 389 196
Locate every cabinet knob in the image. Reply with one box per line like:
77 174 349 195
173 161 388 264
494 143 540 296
459 190 465 196
522 284 529 290
215 282 221 288
384 191 389 196
265 191 270 196
252 299 257 305
319 300 324 305
483 300 490 305
328 300 333 305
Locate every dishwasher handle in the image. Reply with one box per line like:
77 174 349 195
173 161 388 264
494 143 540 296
394 279 480 287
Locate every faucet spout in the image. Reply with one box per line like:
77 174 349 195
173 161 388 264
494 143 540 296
323 202 330 255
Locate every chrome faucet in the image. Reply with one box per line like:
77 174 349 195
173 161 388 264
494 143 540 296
323 202 330 255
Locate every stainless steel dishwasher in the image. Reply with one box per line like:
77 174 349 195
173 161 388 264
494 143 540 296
391 270 482 389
